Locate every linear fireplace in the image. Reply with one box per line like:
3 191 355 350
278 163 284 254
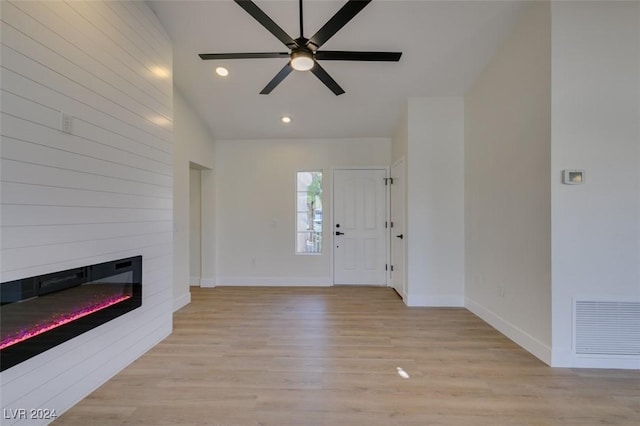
0 256 142 371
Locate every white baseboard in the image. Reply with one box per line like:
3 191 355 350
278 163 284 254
552 349 640 369
465 297 551 365
173 292 191 312
393 288 407 305
405 293 464 307
200 278 216 288
215 276 332 286
190 276 201 286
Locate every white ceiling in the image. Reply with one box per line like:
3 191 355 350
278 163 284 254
148 0 528 140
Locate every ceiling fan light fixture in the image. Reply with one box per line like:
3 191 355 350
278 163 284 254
199 0 401 95
290 50 314 71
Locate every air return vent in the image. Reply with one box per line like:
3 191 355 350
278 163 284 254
575 301 640 356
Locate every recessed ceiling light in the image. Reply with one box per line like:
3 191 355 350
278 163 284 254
215 67 229 77
281 116 292 124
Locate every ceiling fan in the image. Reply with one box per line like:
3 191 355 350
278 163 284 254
199 0 402 96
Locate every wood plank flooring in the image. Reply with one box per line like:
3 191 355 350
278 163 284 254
54 286 640 425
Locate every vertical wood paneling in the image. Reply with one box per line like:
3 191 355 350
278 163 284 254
0 1 173 424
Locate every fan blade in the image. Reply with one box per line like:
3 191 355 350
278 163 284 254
260 63 294 94
315 51 402 61
310 62 345 96
307 0 372 50
234 0 298 49
199 52 289 60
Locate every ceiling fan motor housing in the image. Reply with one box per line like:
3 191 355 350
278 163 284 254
290 48 315 71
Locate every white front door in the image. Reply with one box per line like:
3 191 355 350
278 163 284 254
333 169 387 285
390 160 405 299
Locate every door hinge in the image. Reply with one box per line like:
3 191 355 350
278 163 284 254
390 221 394 228
385 264 388 271
391 265 394 272
385 221 388 228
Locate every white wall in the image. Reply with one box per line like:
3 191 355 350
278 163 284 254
172 89 215 306
392 103 408 164
464 1 552 364
214 138 390 286
405 98 465 307
0 1 173 422
550 1 640 368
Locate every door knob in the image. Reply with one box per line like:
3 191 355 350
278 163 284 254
335 231 345 236
396 234 403 239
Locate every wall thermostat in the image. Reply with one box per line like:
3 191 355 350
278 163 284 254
562 169 585 185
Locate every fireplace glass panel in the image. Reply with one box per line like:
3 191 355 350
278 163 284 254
0 256 142 371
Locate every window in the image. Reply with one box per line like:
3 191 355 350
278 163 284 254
296 171 323 254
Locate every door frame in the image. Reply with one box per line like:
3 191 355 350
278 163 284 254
189 165 203 286
390 158 406 299
189 161 215 289
331 166 390 286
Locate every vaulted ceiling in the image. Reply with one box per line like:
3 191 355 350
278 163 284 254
148 0 528 140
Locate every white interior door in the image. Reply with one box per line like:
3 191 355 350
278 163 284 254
390 160 406 299
333 169 387 285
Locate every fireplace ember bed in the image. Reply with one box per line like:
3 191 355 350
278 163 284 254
0 256 142 371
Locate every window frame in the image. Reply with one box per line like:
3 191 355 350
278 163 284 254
295 170 323 255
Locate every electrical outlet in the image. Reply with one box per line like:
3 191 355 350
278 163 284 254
60 112 73 134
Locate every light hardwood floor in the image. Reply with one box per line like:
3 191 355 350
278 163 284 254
55 286 640 425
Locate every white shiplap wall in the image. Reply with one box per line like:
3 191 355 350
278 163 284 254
0 1 173 423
